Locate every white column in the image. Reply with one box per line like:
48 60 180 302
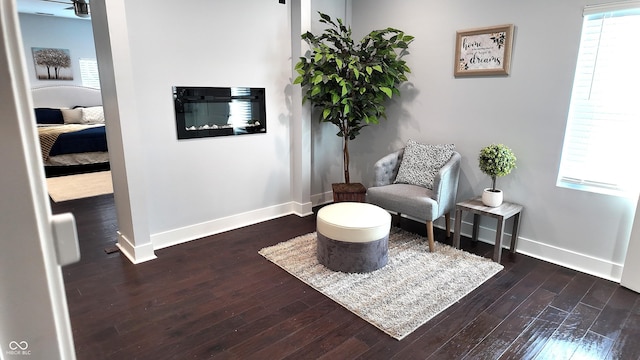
289 0 313 216
621 196 640 292
90 0 155 263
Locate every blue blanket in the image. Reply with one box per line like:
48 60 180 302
49 126 108 156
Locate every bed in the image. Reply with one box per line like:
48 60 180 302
31 86 109 173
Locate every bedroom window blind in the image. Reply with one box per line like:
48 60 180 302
79 58 100 89
557 2 640 197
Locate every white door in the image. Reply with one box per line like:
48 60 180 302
621 196 640 293
0 2 79 359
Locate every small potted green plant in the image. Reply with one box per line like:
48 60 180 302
478 144 517 207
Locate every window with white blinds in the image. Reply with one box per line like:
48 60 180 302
557 2 640 197
79 58 100 89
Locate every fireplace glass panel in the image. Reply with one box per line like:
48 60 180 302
173 86 266 139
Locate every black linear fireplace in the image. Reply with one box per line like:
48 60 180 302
173 86 266 139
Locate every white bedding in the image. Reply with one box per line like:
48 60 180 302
46 152 110 166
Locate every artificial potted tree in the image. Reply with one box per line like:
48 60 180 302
478 143 517 207
294 12 413 202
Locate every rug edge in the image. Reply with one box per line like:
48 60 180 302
259 237 406 340
391 262 503 340
258 231 504 341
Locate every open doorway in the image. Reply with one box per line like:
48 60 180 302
17 9 110 179
16 7 118 248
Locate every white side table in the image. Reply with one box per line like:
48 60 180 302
452 197 523 263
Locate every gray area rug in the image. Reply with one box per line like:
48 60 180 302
258 228 504 340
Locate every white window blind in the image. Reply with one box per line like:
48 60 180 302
79 58 100 89
557 3 640 196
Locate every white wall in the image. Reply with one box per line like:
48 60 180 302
18 13 95 87
347 0 638 280
97 0 294 251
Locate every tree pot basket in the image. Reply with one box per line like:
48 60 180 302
332 183 366 203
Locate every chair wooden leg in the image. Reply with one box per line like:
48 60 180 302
394 213 402 227
445 212 451 238
426 221 435 252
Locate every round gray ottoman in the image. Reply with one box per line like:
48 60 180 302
316 202 391 273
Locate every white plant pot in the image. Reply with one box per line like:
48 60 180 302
482 188 503 207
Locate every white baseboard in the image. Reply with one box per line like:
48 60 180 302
453 219 623 282
150 202 303 251
147 192 622 282
311 190 333 207
116 231 157 264
515 238 623 282
291 200 314 217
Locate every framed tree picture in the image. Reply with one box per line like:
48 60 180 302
32 47 73 81
454 24 514 77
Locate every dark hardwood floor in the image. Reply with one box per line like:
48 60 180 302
51 194 640 359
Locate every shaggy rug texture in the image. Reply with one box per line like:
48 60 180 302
46 170 113 202
258 228 504 340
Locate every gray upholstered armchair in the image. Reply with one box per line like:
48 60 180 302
366 147 461 252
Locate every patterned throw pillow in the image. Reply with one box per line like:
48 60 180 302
81 106 105 124
394 140 455 189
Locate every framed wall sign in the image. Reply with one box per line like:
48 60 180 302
454 24 514 77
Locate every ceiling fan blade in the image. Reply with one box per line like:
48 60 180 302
42 0 74 4
42 0 91 17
